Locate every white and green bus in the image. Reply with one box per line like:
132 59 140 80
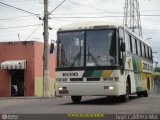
54 21 153 103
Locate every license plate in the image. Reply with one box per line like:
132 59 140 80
59 90 69 94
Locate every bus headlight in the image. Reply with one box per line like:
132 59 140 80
104 86 114 90
58 87 67 91
109 86 114 90
58 87 63 91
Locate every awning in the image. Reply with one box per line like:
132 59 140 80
0 60 26 70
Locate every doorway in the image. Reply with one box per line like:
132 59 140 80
10 70 24 96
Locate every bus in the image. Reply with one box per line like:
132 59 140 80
54 21 153 103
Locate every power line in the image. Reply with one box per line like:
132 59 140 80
0 15 36 20
49 0 66 14
0 1 39 17
51 16 124 18
0 24 42 29
6 0 40 3
24 24 42 41
51 12 123 15
50 9 160 16
50 14 160 19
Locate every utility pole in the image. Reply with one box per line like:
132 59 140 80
43 0 49 97
123 0 142 37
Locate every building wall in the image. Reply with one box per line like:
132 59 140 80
0 71 10 96
0 41 55 97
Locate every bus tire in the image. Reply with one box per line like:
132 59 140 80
71 96 82 103
120 80 130 102
142 79 149 97
137 92 143 97
142 90 148 97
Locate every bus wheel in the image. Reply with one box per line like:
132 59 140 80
142 79 149 97
137 92 143 97
142 90 148 97
120 80 130 102
71 96 82 104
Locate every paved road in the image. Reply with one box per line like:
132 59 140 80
0 94 160 114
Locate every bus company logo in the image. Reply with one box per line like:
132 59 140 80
62 72 78 77
2 114 8 120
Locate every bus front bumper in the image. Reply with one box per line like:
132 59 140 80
55 82 124 96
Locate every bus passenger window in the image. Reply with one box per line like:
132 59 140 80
148 48 150 60
137 40 141 56
125 33 132 52
146 46 149 59
132 38 137 54
140 42 142 57
135 39 138 55
144 44 146 58
150 48 153 60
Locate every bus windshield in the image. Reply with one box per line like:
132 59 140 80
57 29 116 68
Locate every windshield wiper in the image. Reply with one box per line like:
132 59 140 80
70 51 100 67
88 52 100 67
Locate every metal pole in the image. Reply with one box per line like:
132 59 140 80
43 0 49 97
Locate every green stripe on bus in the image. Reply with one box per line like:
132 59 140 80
82 70 94 77
82 70 103 77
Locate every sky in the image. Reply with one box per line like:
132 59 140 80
0 0 160 66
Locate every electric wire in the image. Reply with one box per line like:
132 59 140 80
0 24 41 29
0 15 37 20
49 0 66 14
50 9 160 16
0 1 40 17
24 24 42 41
50 14 160 19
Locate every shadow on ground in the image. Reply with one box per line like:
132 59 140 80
63 95 140 105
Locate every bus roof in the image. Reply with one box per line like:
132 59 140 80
58 21 121 31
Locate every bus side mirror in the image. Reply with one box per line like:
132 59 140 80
119 36 123 41
120 58 124 67
50 42 54 54
120 58 124 72
121 42 126 52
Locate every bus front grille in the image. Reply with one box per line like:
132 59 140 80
70 78 83 82
87 78 100 81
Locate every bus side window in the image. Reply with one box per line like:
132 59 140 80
125 33 132 52
144 44 146 58
150 48 153 61
140 42 142 57
141 43 145 57
146 46 149 59
148 47 152 60
137 40 141 56
132 38 137 54
134 39 138 55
